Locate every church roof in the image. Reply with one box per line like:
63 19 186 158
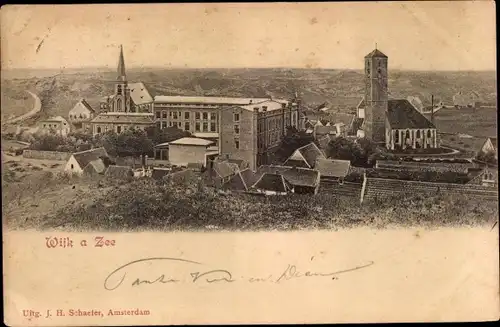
90 112 154 124
386 99 436 129
129 82 153 104
365 49 388 58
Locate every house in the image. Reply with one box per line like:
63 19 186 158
38 116 71 136
89 112 154 136
223 168 260 192
281 167 320 194
479 137 497 159
467 166 498 187
68 99 95 130
105 165 134 181
204 160 240 188
453 91 480 108
82 158 107 177
283 142 325 168
315 158 351 181
251 173 292 195
64 147 109 174
168 137 215 167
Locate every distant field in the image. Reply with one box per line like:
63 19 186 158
1 88 35 121
431 107 497 138
0 68 496 134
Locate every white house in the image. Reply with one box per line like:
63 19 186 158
167 137 215 167
64 147 109 174
38 116 71 136
68 99 95 125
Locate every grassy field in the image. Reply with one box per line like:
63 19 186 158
431 106 497 138
0 86 35 121
2 165 497 232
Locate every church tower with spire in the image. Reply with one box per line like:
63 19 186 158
112 45 132 112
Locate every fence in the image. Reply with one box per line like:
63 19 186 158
22 150 71 161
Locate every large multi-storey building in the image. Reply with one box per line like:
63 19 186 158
218 99 301 171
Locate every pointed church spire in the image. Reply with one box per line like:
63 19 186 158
117 45 126 82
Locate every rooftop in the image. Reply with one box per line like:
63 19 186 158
128 82 153 105
192 132 219 139
90 112 154 124
154 95 271 105
239 100 288 112
72 147 108 170
387 99 436 129
315 158 351 178
168 137 214 146
42 116 68 123
365 48 388 58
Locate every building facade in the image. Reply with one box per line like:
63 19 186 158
358 48 438 150
38 116 71 136
218 100 301 171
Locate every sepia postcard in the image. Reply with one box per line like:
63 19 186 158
1 2 499 325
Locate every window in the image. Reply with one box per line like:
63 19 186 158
416 130 421 138
156 111 161 119
71 164 74 170
169 112 173 117
234 124 240 134
185 122 190 131
177 122 182 128
234 113 240 122
234 139 240 149
97 127 101 134
210 122 216 132
203 122 208 131
162 111 167 119
196 112 200 119
169 122 173 127
211 113 216 120
427 130 432 138
195 122 200 132
185 112 190 120
43 124 46 128
203 112 208 120
117 85 122 95
117 126 122 133
395 131 399 143
173 112 178 119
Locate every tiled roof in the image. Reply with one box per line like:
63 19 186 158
154 95 270 105
42 116 68 123
72 147 108 170
224 168 259 191
315 125 337 137
169 137 214 146
214 161 239 179
386 99 436 129
83 158 106 174
284 142 325 168
315 158 351 178
253 173 290 193
105 165 134 179
365 49 388 58
90 112 154 124
282 167 320 187
128 82 153 105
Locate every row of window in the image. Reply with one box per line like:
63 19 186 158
394 129 433 143
155 111 218 120
95 125 143 134
69 114 90 120
155 103 218 108
160 121 217 132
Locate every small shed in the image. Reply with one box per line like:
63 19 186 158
167 137 215 167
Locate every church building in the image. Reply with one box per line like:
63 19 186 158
89 45 154 136
356 48 438 150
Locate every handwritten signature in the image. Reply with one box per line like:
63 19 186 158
104 257 374 291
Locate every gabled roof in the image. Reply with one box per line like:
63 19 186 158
365 49 388 58
315 158 351 178
213 161 239 179
487 137 498 149
128 82 153 105
83 158 106 175
282 167 320 187
169 137 214 146
71 99 95 113
253 173 291 193
71 147 108 170
284 142 325 168
105 165 134 179
223 168 260 191
386 99 436 129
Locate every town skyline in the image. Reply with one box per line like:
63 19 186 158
1 2 496 71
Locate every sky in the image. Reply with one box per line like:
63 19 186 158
0 2 496 71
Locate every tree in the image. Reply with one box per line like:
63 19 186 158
145 126 191 145
273 128 316 164
326 136 383 167
101 129 154 157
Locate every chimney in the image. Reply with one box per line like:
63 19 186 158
262 106 268 112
